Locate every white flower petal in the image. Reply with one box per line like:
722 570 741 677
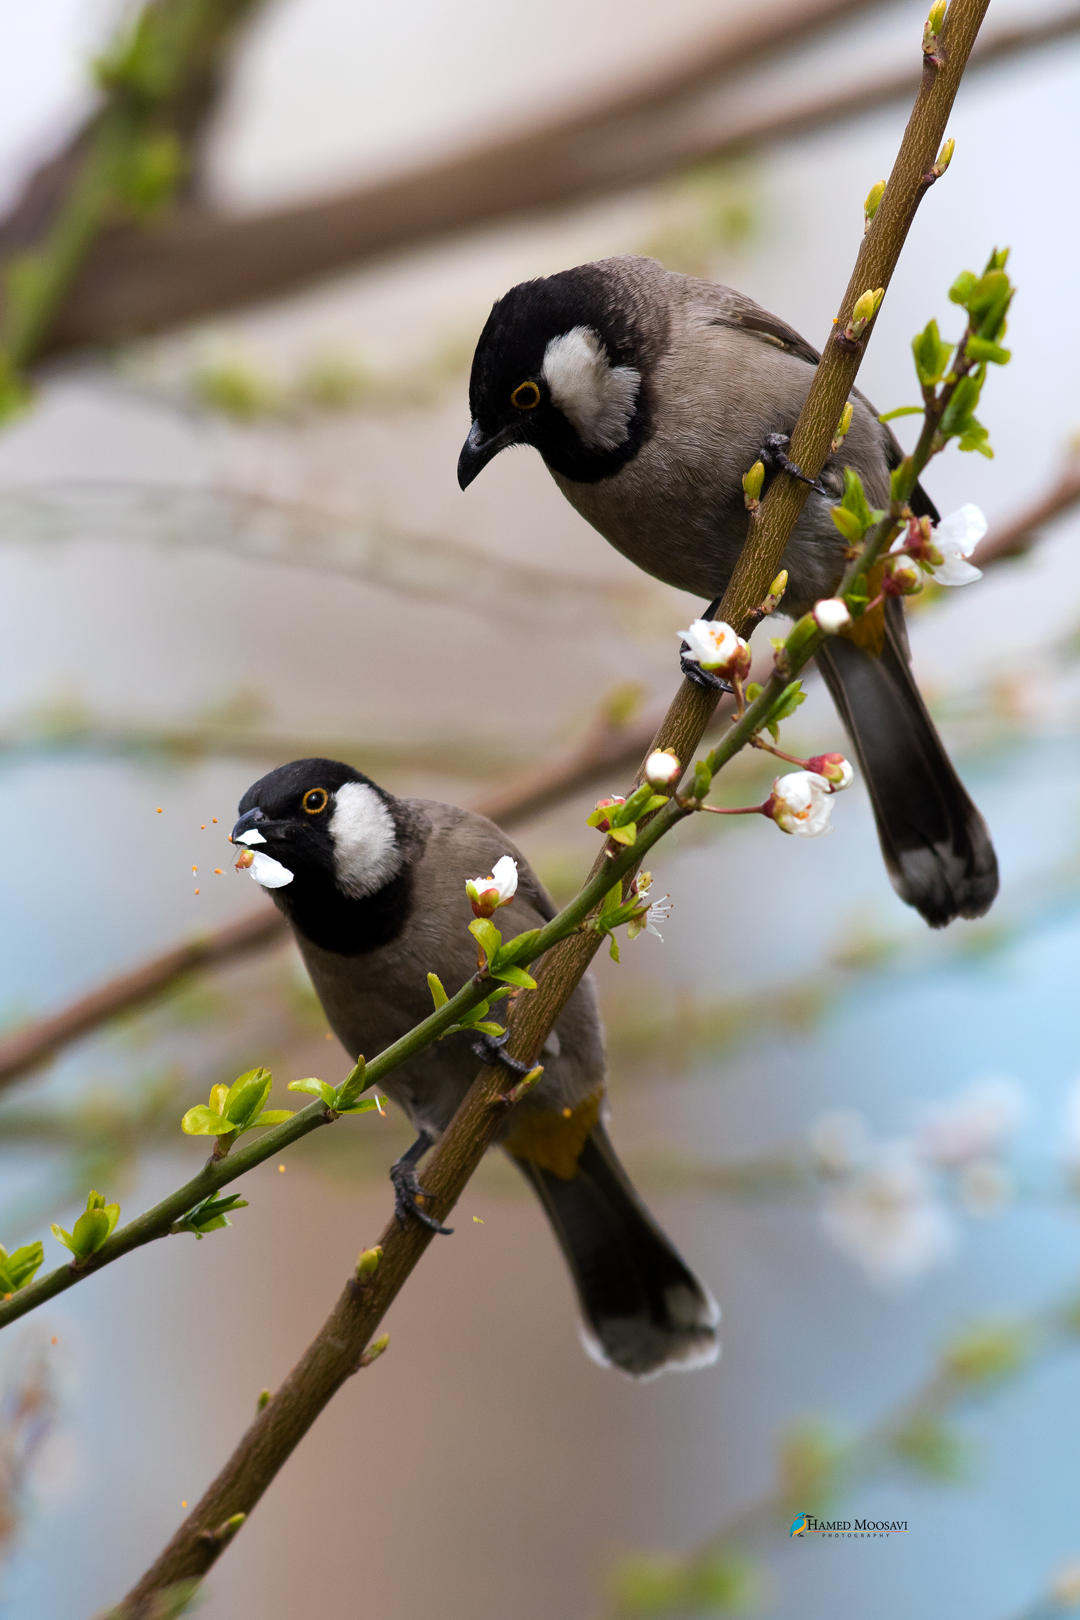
820 1142 958 1290
913 1076 1026 1168
770 771 834 837
813 598 852 635
250 850 294 888
236 829 266 846
677 618 746 672
935 502 988 557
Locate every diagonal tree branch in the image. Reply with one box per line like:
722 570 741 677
104 7 992 1609
10 4 1072 357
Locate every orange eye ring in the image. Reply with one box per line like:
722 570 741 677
303 787 329 815
510 380 541 410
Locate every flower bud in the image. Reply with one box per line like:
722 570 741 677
587 795 626 833
884 555 924 596
765 771 835 837
923 0 947 53
678 618 752 680
465 854 519 918
806 752 855 791
742 459 765 506
234 848 255 870
812 598 852 635
360 1333 390 1367
759 570 789 615
644 749 681 789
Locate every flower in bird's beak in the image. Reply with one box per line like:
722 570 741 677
765 770 835 837
644 749 681 789
806 752 855 791
677 618 752 680
466 854 519 918
248 851 294 888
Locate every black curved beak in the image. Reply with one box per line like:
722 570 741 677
457 420 519 490
231 807 268 844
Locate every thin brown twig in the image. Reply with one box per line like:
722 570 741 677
17 4 1074 355
106 9 990 1610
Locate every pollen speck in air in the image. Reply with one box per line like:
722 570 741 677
156 808 163 814
212 817 218 823
562 1107 573 1118
214 868 223 875
50 1336 57 1345
182 1501 187 1509
472 1216 484 1224
278 1164 286 1173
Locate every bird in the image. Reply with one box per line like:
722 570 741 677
232 757 719 1379
457 255 998 930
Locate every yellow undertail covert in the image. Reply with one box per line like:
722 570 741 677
504 1087 604 1180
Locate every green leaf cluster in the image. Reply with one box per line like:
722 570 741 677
890 1413 969 1483
587 782 669 847
181 1068 293 1140
173 1192 249 1239
52 1190 120 1262
0 1240 44 1294
608 1548 759 1617
288 1059 388 1116
589 880 655 963
940 1321 1029 1388
912 319 954 387
828 468 880 544
465 920 539 990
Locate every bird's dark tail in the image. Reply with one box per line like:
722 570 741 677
512 1122 720 1378
816 597 998 928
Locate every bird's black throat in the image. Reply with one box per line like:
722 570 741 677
272 865 416 957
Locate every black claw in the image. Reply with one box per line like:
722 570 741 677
390 1162 453 1233
472 1029 533 1077
680 648 733 693
761 432 829 497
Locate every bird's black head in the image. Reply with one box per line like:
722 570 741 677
232 759 424 956
458 258 667 488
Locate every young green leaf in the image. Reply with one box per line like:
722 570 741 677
426 972 448 1009
912 319 954 387
607 823 637 846
468 917 503 966
288 1078 337 1106
336 1095 388 1116
335 1058 368 1110
878 405 924 422
222 1068 273 1129
251 1110 294 1126
181 1104 237 1136
489 964 537 990
0 1241 44 1293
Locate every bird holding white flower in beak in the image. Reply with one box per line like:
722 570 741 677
231 758 718 1378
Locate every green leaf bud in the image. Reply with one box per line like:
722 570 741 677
863 180 885 230
742 459 765 505
426 973 448 1009
288 1077 337 1106
0 1240 44 1294
361 1333 390 1367
355 1245 383 1282
257 1389 272 1412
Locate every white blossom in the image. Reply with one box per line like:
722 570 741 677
913 1076 1026 1168
234 828 266 846
892 503 986 586
958 1160 1013 1217
768 771 834 837
466 854 519 918
808 1109 870 1175
644 749 681 788
812 598 852 635
677 618 750 676
820 1142 958 1289
249 850 294 889
627 873 671 941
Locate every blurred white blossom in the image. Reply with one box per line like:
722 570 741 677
808 1109 870 1175
913 1077 1026 1168
812 598 852 635
820 1142 958 1290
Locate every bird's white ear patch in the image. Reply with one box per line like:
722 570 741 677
330 781 401 899
541 326 640 452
